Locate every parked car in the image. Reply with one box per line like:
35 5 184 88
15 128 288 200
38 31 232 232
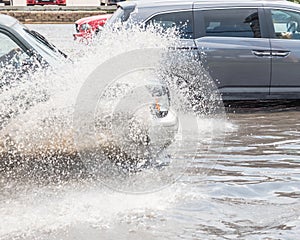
100 0 125 6
26 0 66 6
106 0 300 101
0 14 178 162
0 0 11 6
73 14 112 41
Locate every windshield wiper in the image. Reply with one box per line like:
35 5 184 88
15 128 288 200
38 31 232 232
24 29 56 51
24 29 67 58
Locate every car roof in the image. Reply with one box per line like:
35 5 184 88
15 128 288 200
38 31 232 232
120 1 191 9
116 0 300 24
119 1 194 13
0 14 19 28
193 0 297 9
120 0 296 9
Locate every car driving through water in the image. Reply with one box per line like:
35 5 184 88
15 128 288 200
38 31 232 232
106 0 300 101
0 14 179 163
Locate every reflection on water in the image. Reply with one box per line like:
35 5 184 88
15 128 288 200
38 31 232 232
192 108 300 239
0 24 299 240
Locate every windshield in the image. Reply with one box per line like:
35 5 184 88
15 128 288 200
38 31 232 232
12 22 66 64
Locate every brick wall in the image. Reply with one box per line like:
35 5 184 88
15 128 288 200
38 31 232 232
8 0 101 6
0 9 113 23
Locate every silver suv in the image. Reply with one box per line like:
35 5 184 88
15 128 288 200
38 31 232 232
107 0 300 101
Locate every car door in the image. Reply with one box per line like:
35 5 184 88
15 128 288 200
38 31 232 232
193 7 272 100
266 8 300 99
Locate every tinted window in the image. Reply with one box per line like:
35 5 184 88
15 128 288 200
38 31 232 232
146 11 193 39
271 9 300 40
203 9 261 38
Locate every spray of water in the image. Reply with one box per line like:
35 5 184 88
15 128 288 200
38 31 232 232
0 22 228 239
0 23 226 187
0 24 178 179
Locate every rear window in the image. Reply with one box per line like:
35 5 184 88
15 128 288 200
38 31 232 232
202 9 261 38
145 11 193 39
106 6 135 26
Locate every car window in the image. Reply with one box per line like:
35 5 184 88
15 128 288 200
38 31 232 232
0 32 20 58
202 9 261 38
106 7 125 24
106 6 135 26
271 9 300 40
0 32 27 66
145 11 193 39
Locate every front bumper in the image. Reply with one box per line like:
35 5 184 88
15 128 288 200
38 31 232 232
73 32 92 41
111 108 179 160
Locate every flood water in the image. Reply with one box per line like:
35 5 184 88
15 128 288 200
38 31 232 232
0 24 299 240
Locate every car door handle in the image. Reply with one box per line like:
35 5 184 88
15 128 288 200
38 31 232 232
252 50 271 57
271 51 290 57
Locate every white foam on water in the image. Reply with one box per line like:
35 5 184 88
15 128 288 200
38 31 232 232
0 182 183 239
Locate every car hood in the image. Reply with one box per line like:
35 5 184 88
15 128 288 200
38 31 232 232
75 14 112 25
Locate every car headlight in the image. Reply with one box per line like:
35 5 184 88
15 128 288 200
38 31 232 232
81 23 91 31
147 85 170 118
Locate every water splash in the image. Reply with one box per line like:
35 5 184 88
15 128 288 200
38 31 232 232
1 23 227 187
0 22 229 239
0 24 180 180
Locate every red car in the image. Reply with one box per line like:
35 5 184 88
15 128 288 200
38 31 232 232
26 0 66 6
73 14 112 41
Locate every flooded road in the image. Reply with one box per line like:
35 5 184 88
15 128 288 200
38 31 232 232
0 24 299 240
